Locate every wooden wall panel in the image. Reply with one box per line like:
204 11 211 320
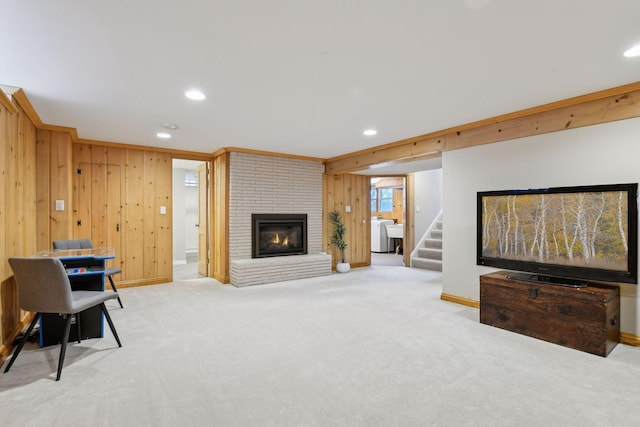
0 102 7 278
106 148 126 274
48 131 72 245
124 149 146 282
90 146 109 247
211 152 229 283
70 143 172 286
35 131 51 249
0 94 37 362
143 153 157 278
323 173 371 268
20 105 37 255
73 143 94 240
393 189 404 224
2 101 20 349
153 152 172 281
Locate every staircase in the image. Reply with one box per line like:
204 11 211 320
411 212 443 271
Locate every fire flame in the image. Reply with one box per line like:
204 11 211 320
272 234 289 246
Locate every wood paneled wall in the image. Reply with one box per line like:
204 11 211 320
323 173 371 268
35 135 175 289
211 151 229 283
0 93 37 360
35 129 73 250
70 142 173 286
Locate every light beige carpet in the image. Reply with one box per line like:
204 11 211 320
1 266 639 427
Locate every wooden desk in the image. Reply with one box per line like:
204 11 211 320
35 248 115 347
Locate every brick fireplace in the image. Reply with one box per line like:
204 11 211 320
228 152 331 286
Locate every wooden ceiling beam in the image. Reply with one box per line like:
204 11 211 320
325 81 640 174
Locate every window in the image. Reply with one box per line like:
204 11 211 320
185 173 198 187
379 188 393 212
371 187 394 212
371 188 377 212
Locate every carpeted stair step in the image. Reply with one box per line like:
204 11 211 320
424 238 442 249
411 257 442 271
418 247 442 260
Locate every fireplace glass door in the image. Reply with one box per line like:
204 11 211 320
252 214 307 258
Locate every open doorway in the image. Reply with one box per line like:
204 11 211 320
172 159 209 280
370 176 405 266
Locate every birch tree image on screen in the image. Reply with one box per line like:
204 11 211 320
481 191 629 271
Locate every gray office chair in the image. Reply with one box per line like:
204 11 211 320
5 257 122 381
53 239 123 308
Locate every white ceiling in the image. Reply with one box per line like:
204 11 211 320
2 1 639 168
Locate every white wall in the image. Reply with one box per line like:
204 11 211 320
412 169 443 244
172 166 199 263
443 117 640 335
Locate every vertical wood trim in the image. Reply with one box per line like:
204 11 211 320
212 156 219 280
404 174 415 267
212 152 229 283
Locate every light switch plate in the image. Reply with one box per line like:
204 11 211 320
160 206 167 215
55 200 64 211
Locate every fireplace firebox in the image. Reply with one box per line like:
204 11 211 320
252 214 307 258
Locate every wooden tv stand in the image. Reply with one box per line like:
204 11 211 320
479 271 620 357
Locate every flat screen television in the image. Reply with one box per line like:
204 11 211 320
477 183 638 286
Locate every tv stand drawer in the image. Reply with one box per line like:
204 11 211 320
480 271 620 357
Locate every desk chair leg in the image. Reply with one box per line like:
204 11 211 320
4 313 40 374
56 315 73 381
100 303 122 347
75 314 82 343
107 275 124 309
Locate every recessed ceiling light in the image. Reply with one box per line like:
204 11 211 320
156 132 172 139
363 129 378 136
185 89 206 100
623 44 640 58
160 123 179 130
